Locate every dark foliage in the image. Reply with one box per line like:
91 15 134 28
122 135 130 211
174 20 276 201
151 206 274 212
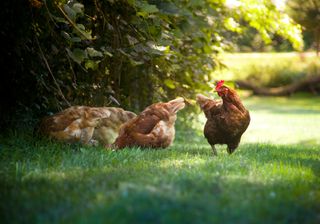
0 0 302 132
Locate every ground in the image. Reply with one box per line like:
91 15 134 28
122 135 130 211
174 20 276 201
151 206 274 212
0 95 319 223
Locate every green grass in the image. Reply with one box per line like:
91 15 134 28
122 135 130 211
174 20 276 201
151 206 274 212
1 96 320 223
242 95 320 145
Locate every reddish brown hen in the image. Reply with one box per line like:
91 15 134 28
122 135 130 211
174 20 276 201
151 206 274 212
38 106 136 146
113 98 185 149
196 80 250 155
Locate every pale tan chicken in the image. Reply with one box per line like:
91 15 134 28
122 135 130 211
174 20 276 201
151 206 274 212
113 98 185 149
38 106 136 146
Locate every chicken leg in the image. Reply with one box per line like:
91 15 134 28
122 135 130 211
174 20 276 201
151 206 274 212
211 145 218 156
227 142 239 154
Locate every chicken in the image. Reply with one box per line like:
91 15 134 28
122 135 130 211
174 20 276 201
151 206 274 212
38 106 136 146
113 98 185 149
196 80 250 155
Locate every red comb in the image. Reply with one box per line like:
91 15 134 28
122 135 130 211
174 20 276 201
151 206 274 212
215 80 224 90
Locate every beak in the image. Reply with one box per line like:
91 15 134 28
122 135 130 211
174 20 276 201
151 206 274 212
181 96 193 106
168 97 185 113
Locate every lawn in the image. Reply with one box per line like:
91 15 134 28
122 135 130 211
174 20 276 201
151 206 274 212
0 95 319 223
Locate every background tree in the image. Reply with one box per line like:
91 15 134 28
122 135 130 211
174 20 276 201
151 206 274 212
287 0 320 55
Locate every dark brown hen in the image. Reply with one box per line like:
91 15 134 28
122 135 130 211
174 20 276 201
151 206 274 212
196 80 250 155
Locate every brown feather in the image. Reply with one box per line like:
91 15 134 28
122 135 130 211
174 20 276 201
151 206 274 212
113 98 185 149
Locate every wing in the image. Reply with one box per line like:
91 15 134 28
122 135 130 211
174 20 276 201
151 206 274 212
130 114 161 134
130 120 170 148
39 106 111 134
114 112 164 147
217 107 250 137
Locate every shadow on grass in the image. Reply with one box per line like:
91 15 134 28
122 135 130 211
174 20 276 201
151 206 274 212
1 155 318 224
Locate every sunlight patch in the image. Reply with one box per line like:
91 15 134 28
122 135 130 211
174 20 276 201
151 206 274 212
160 158 206 169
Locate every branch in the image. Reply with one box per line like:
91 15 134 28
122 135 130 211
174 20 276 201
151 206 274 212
66 53 77 88
56 4 92 40
35 35 71 107
236 76 320 96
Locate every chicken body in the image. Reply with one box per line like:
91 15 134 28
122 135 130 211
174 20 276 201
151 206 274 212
113 98 185 149
38 106 136 146
196 85 250 155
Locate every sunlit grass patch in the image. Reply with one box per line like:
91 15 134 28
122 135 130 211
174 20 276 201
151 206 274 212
241 96 320 145
212 52 320 87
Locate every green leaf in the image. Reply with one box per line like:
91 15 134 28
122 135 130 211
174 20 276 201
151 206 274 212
104 51 113 57
224 17 242 33
139 2 158 13
66 48 88 64
164 79 176 89
86 47 103 57
127 0 135 6
53 15 68 24
61 31 71 40
76 24 86 31
126 35 139 45
118 49 131 58
156 2 180 15
72 25 92 40
71 37 81 43
136 2 159 17
85 60 100 70
100 47 113 57
105 67 109 75
72 3 84 14
81 31 92 40
129 59 144 66
63 4 76 21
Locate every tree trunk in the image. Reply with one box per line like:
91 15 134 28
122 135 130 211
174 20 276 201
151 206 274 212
236 76 320 96
316 35 320 57
316 30 320 57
